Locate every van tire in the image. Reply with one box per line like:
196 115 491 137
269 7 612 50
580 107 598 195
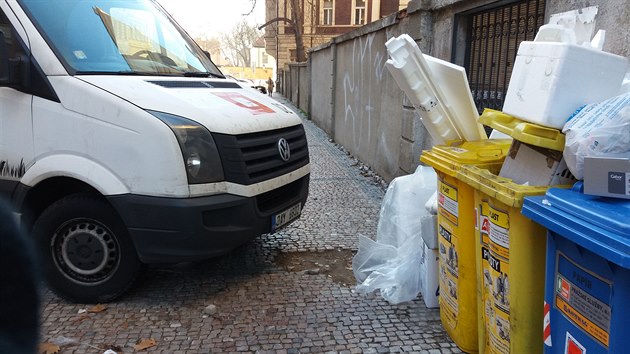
32 194 141 303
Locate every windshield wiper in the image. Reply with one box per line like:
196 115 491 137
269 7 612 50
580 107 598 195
183 71 223 78
183 72 210 77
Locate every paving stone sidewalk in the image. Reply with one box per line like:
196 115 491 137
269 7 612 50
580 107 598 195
39 94 459 353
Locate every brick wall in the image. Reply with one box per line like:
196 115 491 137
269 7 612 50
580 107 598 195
335 0 352 25
380 0 400 17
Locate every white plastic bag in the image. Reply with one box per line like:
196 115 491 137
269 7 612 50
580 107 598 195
562 93 630 180
352 165 437 304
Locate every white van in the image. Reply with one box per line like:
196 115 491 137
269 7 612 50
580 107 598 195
0 0 309 302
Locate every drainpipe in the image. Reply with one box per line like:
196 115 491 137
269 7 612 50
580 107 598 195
307 54 312 120
330 41 337 139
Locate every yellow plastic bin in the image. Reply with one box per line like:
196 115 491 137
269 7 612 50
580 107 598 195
458 166 552 354
420 139 511 353
456 109 573 354
479 109 566 150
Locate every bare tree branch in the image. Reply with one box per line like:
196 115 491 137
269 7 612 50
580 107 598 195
242 0 257 16
260 0 306 62
258 17 294 30
220 19 260 67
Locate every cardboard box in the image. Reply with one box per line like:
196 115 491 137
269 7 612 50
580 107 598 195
419 242 439 308
583 155 630 199
499 140 576 186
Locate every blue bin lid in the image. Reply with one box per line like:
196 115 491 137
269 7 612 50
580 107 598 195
522 185 630 268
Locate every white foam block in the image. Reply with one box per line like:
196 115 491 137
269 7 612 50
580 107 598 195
503 41 628 129
419 243 439 308
385 34 487 144
420 213 438 250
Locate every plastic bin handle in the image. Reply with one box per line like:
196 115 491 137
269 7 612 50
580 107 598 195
518 124 566 150
571 181 584 193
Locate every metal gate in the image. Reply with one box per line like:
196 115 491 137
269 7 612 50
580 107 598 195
465 0 546 114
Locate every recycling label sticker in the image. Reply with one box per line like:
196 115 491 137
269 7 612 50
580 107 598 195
437 179 460 330
438 221 460 329
555 253 612 348
565 332 586 354
479 201 511 354
438 181 458 226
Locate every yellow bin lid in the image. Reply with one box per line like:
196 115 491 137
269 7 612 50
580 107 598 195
457 165 571 207
479 109 565 151
420 139 512 177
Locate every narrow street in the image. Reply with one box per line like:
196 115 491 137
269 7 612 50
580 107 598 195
40 94 459 354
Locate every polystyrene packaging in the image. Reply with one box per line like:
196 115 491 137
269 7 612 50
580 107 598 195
563 93 630 179
422 191 439 249
353 166 437 304
503 25 629 129
385 34 486 144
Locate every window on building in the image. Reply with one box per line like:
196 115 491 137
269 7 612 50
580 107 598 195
262 53 268 65
353 0 365 25
322 0 333 25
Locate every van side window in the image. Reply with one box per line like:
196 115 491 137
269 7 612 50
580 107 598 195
0 8 58 101
0 9 26 71
0 8 27 88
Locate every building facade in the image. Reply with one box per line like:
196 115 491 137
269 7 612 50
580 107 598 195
281 0 629 182
250 36 278 85
264 0 410 72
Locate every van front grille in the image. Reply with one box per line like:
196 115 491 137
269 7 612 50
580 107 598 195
213 125 309 185
256 176 309 213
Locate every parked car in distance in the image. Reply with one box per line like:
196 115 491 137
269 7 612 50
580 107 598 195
225 75 267 94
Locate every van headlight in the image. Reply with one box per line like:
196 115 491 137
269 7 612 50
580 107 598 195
148 110 224 184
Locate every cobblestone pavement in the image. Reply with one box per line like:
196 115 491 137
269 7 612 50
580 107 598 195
39 95 459 353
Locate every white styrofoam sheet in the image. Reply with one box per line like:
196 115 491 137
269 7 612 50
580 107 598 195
424 55 488 141
385 34 487 144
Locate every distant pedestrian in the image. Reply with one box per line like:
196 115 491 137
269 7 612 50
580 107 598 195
266 77 274 97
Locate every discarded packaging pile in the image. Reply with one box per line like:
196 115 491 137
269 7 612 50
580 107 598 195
354 6 630 354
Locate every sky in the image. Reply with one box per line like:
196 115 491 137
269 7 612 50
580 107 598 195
156 0 266 40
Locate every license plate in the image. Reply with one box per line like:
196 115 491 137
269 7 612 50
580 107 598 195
272 203 301 231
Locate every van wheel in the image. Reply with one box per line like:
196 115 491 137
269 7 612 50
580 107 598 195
32 194 141 303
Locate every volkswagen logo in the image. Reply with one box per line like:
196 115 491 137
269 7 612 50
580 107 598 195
277 138 291 162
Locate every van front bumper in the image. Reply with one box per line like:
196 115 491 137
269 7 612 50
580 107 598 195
107 175 309 263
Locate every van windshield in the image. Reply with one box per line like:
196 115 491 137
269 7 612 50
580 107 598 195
19 0 223 76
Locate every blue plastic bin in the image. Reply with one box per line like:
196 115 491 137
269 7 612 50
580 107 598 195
522 183 630 354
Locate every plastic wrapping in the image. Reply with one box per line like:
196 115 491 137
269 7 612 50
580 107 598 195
353 166 437 304
563 93 630 179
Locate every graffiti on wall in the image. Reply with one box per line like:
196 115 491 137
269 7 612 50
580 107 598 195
342 33 394 164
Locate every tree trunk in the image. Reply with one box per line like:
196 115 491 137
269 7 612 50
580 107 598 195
290 0 306 62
